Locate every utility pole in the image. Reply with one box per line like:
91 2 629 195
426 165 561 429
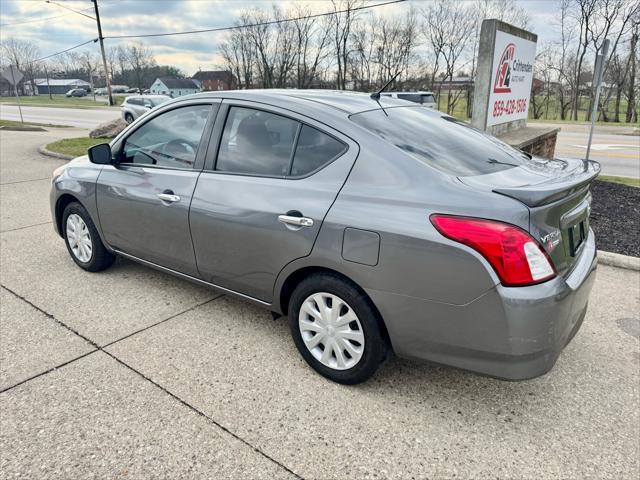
92 0 114 106
45 66 52 100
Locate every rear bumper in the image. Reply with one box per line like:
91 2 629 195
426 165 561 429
368 229 598 380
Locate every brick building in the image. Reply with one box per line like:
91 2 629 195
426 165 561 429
192 71 237 91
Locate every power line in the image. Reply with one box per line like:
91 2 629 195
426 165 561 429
23 38 98 66
105 0 407 39
0 7 94 27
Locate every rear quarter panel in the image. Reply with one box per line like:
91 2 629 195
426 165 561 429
276 131 531 309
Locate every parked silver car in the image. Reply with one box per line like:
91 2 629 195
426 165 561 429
121 94 170 123
50 90 599 384
380 91 437 108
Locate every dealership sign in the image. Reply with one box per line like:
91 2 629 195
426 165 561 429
486 30 536 127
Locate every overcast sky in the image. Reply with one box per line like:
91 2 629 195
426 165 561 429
0 0 559 74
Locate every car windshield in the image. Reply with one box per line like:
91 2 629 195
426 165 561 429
350 106 528 176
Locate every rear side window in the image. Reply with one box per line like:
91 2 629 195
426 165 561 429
216 107 347 177
350 107 528 176
126 97 141 106
422 94 436 103
291 125 347 177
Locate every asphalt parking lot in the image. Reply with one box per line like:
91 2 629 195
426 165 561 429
1 129 639 479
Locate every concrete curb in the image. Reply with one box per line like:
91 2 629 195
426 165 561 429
38 144 73 161
598 251 640 271
0 125 47 132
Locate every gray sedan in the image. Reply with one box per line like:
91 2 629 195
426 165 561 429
50 90 599 384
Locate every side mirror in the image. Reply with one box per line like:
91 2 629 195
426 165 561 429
88 143 112 165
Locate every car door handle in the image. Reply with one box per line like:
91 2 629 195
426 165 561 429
157 193 181 203
278 215 314 227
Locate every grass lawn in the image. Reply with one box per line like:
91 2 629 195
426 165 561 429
0 94 120 109
598 175 640 187
46 137 114 158
0 119 69 128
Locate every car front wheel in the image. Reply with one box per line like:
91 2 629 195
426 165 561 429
62 202 115 272
288 273 388 384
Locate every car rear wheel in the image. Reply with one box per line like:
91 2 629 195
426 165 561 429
288 273 387 384
62 202 115 272
124 112 134 124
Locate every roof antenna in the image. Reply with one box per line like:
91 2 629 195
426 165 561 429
370 71 401 100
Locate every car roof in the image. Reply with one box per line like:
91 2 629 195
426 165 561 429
174 89 412 115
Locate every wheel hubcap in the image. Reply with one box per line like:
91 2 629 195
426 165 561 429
66 214 92 263
299 292 365 370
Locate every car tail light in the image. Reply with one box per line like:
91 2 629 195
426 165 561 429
430 215 556 287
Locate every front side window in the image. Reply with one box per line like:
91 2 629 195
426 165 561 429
216 107 299 176
120 104 211 169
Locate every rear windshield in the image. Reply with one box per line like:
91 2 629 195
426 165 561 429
350 106 528 176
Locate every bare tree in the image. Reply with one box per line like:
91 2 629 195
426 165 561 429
291 4 332 88
219 14 256 89
584 0 639 119
373 8 418 87
423 1 475 114
570 0 599 120
626 20 638 122
126 42 156 91
0 38 40 94
330 0 362 89
79 51 102 98
271 6 298 88
350 13 378 91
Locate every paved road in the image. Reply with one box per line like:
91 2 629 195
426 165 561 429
0 129 639 478
0 104 119 129
541 122 640 178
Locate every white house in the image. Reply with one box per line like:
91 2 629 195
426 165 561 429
149 77 200 98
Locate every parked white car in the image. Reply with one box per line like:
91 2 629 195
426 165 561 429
121 95 171 123
380 91 437 108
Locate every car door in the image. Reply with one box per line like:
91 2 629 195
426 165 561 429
96 100 219 276
189 101 358 302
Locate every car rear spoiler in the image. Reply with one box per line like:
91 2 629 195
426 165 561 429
493 160 601 207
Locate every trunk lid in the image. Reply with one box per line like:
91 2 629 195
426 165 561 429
459 157 600 276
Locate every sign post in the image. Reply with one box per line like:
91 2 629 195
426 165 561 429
471 20 559 159
472 20 537 136
1 65 25 123
585 39 610 163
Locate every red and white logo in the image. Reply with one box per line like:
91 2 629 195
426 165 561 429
493 43 515 93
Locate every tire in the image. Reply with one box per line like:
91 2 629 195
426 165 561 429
124 112 134 124
62 202 115 272
288 272 388 384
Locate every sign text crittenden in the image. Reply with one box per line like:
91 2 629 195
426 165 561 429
486 30 536 127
